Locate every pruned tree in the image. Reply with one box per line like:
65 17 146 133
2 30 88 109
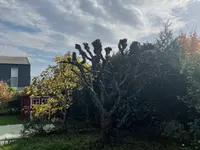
63 39 154 142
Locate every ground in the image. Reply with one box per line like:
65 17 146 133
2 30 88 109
0 115 22 126
0 117 194 150
0 133 194 150
0 115 23 146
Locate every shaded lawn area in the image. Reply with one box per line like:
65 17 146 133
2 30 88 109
1 133 194 150
0 115 22 125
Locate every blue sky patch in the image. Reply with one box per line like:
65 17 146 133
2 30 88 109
0 19 41 33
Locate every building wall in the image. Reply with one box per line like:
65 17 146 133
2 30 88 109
0 64 30 87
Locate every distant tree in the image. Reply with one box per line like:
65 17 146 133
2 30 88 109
178 31 200 55
177 31 200 112
0 81 14 103
0 81 15 112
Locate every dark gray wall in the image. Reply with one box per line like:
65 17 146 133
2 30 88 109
0 64 30 87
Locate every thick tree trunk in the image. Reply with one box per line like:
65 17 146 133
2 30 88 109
100 110 112 144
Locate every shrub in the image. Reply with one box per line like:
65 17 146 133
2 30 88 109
0 81 15 103
21 116 55 136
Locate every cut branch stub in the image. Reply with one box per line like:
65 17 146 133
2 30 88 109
75 44 88 63
83 42 93 58
72 52 77 63
92 55 100 71
129 41 141 55
105 47 112 56
92 39 102 55
118 38 127 55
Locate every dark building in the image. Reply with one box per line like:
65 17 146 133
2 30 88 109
0 56 31 90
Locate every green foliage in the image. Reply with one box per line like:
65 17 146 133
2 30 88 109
0 94 21 115
13 22 200 149
1 133 194 150
176 31 200 113
188 119 200 148
160 119 200 149
24 55 86 122
6 94 21 114
160 121 189 142
21 117 54 136
69 88 100 126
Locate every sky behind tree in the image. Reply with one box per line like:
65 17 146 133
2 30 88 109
0 0 199 77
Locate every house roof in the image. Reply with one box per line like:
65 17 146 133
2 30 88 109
0 56 30 65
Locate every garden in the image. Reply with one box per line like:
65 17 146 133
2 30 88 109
1 23 200 150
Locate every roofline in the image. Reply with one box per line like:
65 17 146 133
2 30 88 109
25 57 30 65
0 63 30 65
0 56 30 65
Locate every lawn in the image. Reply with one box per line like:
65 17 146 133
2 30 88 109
0 115 22 125
0 133 194 150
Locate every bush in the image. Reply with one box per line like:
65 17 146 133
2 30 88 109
22 117 56 136
160 119 200 149
188 119 200 148
0 94 21 115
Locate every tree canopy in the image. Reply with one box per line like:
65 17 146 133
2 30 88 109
25 54 89 121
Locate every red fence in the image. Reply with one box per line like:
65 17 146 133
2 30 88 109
20 95 49 120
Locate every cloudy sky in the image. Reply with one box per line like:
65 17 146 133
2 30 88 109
0 0 200 77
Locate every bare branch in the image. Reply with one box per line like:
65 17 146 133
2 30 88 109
117 102 131 129
83 42 93 58
109 81 121 114
119 64 132 87
118 39 128 56
71 67 89 87
88 86 104 113
75 44 92 62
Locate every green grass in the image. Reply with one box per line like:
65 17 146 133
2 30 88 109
0 115 22 125
0 133 194 150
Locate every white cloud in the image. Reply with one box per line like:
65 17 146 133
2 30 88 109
0 0 193 51
0 45 27 56
0 0 198 76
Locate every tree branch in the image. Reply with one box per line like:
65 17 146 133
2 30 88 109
83 43 93 58
117 101 131 129
109 81 121 114
75 44 92 62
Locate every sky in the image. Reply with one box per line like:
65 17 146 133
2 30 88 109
0 0 200 77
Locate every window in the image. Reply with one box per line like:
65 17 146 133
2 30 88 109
10 68 18 87
32 97 40 105
41 97 49 104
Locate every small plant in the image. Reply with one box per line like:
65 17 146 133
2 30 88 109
21 116 55 136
